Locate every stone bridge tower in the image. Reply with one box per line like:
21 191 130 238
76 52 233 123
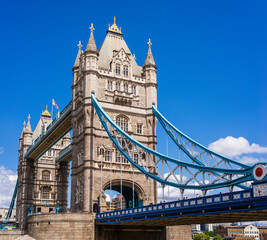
71 18 158 213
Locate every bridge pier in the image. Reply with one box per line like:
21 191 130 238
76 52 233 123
27 213 192 240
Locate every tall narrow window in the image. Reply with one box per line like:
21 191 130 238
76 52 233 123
132 86 136 95
116 116 128 132
107 81 113 90
116 64 120 75
123 66 128 76
116 82 120 91
133 153 138 164
124 84 128 93
104 150 112 162
42 170 50 181
115 150 122 163
137 124 142 134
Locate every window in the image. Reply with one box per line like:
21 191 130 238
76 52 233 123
41 192 49 200
116 116 128 131
104 150 112 162
107 81 113 90
116 64 120 75
123 66 128 76
124 84 128 93
51 193 56 200
115 150 127 163
132 86 136 95
137 124 142 134
34 193 39 199
116 82 120 91
42 170 51 181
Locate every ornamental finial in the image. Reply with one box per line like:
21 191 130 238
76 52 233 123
23 121 26 129
27 114 31 122
147 39 152 48
77 41 82 51
108 17 122 34
89 23 95 34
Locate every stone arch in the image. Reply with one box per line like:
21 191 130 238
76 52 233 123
102 179 145 208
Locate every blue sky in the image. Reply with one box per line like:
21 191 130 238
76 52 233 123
0 0 267 210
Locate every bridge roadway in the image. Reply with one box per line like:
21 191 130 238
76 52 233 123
25 102 72 160
95 180 267 226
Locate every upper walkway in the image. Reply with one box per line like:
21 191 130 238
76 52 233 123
25 102 72 160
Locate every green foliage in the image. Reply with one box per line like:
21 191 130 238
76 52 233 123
193 233 209 240
205 231 214 237
213 235 223 240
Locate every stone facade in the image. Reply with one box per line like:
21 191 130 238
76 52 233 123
17 111 71 230
71 19 158 213
27 213 95 240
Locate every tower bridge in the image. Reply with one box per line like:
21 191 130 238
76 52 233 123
4 18 267 239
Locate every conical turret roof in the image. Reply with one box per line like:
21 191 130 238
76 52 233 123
73 41 82 68
144 39 156 68
86 24 97 53
25 114 32 133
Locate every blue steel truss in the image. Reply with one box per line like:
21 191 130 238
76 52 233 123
91 93 264 191
3 179 18 223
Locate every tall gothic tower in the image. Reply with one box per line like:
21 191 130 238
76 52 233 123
71 18 158 213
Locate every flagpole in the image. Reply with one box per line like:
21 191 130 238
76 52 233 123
51 99 54 120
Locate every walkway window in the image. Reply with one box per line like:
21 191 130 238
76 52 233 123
132 86 136 95
116 64 120 75
104 150 112 162
123 66 128 76
116 82 120 91
136 124 142 134
107 81 113 90
124 84 128 93
42 170 50 181
116 116 128 131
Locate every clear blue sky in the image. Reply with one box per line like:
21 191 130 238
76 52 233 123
0 0 266 207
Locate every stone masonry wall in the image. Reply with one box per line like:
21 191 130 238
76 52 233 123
27 213 95 240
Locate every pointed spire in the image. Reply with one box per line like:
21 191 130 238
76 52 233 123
73 41 82 68
20 121 26 139
25 114 32 133
85 23 97 53
144 39 156 68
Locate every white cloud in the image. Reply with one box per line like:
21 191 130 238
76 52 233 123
0 166 17 208
0 147 4 154
208 136 267 159
105 193 111 202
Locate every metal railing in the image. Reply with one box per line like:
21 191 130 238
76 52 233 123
56 144 72 162
25 101 72 158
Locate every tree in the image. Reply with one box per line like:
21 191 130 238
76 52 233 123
205 231 215 237
193 233 209 240
213 235 223 240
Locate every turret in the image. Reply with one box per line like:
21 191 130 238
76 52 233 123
143 39 157 108
72 41 82 85
84 23 99 97
23 114 33 147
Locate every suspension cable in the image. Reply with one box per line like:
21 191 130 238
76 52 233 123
120 147 123 210
146 155 148 205
100 123 103 213
110 147 112 212
166 132 169 202
132 151 135 208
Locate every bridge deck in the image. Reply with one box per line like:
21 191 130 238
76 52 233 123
56 144 72 163
96 181 267 226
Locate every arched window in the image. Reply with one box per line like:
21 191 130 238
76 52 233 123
116 116 128 132
123 66 128 76
42 170 50 181
115 64 120 75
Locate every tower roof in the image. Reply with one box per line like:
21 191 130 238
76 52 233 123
85 24 97 53
20 121 26 139
108 17 122 34
41 106 51 117
144 39 156 68
98 18 142 76
73 41 82 68
25 114 32 133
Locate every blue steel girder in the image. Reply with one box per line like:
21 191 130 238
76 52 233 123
25 102 72 160
4 179 18 223
152 106 253 190
91 94 258 191
56 144 72 163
